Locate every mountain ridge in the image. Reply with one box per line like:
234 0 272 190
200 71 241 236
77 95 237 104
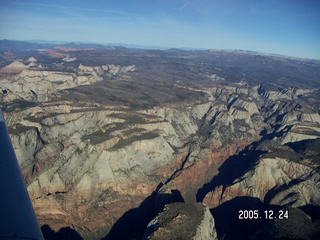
1 42 319 239
1 39 320 61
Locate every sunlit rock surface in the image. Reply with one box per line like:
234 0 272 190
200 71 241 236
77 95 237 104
1 42 319 239
143 203 217 240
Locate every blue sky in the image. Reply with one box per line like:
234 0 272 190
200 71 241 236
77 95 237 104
0 0 319 59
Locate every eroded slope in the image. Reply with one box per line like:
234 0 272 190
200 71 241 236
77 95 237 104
0 45 319 239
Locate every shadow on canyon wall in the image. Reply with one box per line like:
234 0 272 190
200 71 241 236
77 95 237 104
40 136 320 240
211 196 267 240
40 187 184 240
41 224 83 240
102 184 184 240
299 204 320 221
210 197 320 240
196 125 296 202
196 142 265 202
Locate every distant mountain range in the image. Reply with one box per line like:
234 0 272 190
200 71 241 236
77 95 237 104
0 39 171 52
2 39 318 62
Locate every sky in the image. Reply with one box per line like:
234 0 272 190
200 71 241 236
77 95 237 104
0 0 320 59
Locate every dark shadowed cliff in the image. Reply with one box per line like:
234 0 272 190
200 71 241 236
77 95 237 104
1 40 320 239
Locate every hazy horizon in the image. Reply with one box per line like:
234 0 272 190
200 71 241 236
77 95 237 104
1 0 320 59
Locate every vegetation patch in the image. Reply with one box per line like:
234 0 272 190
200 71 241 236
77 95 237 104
109 131 159 151
2 99 38 112
82 129 115 145
8 124 34 135
109 112 147 124
122 127 146 136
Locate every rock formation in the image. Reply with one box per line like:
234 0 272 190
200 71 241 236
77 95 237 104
143 203 217 240
0 41 319 239
0 62 135 102
203 139 320 209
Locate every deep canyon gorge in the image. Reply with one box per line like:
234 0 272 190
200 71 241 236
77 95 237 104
1 40 320 239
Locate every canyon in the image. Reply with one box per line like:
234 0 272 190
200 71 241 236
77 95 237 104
0 40 320 239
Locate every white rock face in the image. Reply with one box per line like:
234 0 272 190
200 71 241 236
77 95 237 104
204 143 320 209
27 57 37 62
281 123 320 144
228 96 260 116
232 157 318 202
10 126 41 165
4 101 209 200
0 63 135 102
2 65 319 239
300 112 320 124
62 57 76 62
92 135 174 185
0 60 29 72
193 204 218 240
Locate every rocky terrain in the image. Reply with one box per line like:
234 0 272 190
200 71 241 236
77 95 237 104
1 40 320 239
143 203 217 240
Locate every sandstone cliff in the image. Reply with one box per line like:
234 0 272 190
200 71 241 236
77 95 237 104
0 61 135 102
1 45 319 239
203 139 320 208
